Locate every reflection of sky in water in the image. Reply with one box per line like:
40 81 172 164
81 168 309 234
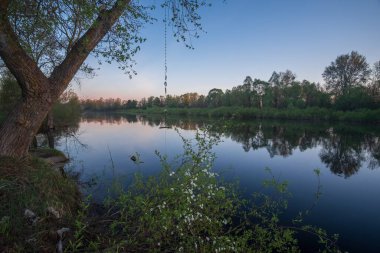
57 116 380 253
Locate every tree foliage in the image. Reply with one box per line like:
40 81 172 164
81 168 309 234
322 51 371 96
129 56 379 112
4 0 213 77
369 60 380 96
269 70 296 87
0 0 216 157
207 88 224 107
130 72 331 110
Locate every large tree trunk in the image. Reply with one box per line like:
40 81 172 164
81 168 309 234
0 91 54 157
0 0 130 158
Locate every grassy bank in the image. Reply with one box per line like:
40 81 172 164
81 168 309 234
0 133 342 252
0 155 80 252
122 107 380 123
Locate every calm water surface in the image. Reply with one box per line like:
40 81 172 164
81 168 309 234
55 114 380 253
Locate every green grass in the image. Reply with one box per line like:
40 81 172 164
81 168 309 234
0 156 80 252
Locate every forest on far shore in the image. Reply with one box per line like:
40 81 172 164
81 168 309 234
1 51 380 117
80 51 380 112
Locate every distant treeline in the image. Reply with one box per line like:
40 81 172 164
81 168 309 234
82 51 380 112
81 98 138 111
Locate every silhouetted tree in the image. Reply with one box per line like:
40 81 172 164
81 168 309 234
206 88 224 107
252 79 268 109
322 51 371 97
369 60 380 97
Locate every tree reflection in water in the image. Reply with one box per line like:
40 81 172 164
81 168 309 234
319 130 364 178
218 121 380 178
140 116 380 178
363 135 380 170
34 112 83 152
52 114 380 178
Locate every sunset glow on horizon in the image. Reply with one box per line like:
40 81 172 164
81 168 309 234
75 0 380 101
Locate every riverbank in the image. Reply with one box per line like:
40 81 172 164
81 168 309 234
0 151 80 252
116 107 380 123
0 135 343 252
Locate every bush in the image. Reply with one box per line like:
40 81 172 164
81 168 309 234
67 129 341 252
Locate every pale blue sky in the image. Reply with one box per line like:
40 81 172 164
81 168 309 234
76 0 380 100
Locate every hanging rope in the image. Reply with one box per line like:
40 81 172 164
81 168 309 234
160 1 171 129
164 1 168 96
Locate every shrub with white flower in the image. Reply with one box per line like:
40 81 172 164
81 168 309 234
92 128 341 253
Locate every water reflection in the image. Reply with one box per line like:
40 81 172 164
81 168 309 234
92 114 379 178
35 124 80 150
53 113 380 178
51 113 380 253
219 121 380 178
319 132 364 178
81 112 138 124
363 135 380 170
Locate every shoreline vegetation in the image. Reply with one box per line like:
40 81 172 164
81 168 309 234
78 54 380 124
95 107 380 123
0 1 377 250
0 131 342 252
0 154 80 252
3 52 379 252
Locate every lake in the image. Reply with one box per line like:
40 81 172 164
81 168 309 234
55 113 380 253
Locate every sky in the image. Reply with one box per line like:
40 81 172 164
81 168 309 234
75 0 380 100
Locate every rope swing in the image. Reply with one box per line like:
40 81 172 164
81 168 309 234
160 2 171 129
164 0 168 96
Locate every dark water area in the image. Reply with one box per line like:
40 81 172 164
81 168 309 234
54 113 380 253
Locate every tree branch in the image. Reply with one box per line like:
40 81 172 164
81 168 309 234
49 0 131 96
0 0 48 97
